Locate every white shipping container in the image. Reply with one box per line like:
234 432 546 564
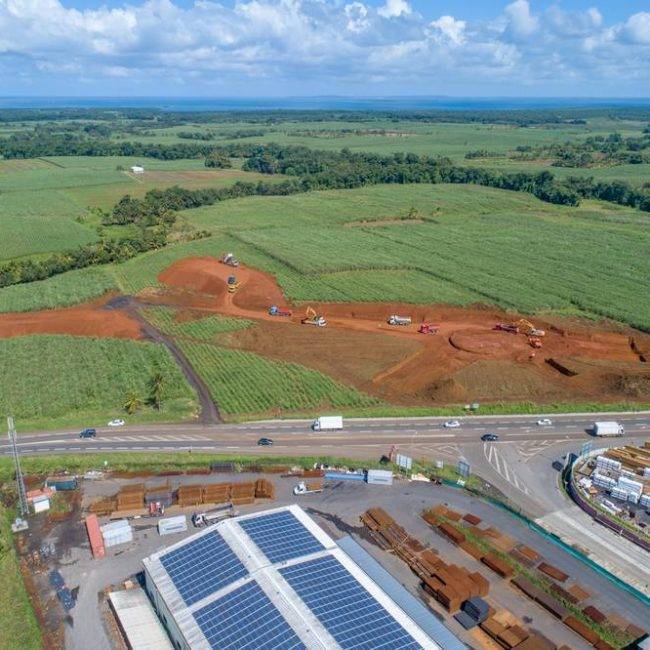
158 515 187 536
33 497 50 513
596 456 621 471
101 519 130 534
627 492 640 504
618 477 643 494
639 494 650 507
366 469 393 486
610 487 629 502
104 528 133 547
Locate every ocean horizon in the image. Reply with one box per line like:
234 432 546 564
1 96 649 111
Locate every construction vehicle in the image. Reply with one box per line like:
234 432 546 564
269 305 293 317
191 505 237 528
418 323 439 334
493 323 519 334
227 275 239 294
388 315 412 326
528 337 543 349
220 252 239 267
301 306 326 327
512 319 546 337
293 481 324 495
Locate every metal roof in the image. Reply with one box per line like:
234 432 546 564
143 505 445 649
108 587 173 650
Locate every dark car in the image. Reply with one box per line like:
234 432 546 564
481 433 499 442
79 428 96 438
257 437 274 446
552 460 565 472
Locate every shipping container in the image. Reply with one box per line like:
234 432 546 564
101 519 133 547
85 514 105 559
366 469 393 485
324 471 365 481
158 515 188 536
45 476 78 491
32 496 50 513
592 421 624 436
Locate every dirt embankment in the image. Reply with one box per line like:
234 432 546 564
0 294 142 340
149 256 650 406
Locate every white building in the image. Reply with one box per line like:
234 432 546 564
130 165 144 174
142 504 463 649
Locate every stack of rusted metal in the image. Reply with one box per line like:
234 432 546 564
231 482 256 505
202 482 231 505
302 469 325 478
361 508 410 552
177 485 203 507
89 497 117 516
116 484 145 511
481 552 515 579
254 479 275 499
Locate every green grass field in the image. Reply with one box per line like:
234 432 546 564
141 306 253 340
0 335 197 430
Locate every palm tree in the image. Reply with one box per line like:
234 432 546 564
149 373 165 410
123 393 142 415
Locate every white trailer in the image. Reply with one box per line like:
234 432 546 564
312 415 343 431
592 421 624 437
388 315 412 326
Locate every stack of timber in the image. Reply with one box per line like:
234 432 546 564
254 479 276 499
116 484 145 511
231 482 256 505
202 482 231 505
177 485 203 507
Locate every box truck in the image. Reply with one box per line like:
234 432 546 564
592 421 624 437
312 415 343 431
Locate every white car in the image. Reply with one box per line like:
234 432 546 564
537 418 553 426
107 419 125 427
443 420 461 428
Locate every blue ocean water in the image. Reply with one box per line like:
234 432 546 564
0 96 648 111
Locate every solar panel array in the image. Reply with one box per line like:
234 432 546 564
194 581 305 650
160 531 248 606
239 510 325 564
280 556 421 649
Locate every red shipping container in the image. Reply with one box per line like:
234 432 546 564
85 514 105 559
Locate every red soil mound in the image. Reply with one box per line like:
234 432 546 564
0 296 142 340
449 329 528 355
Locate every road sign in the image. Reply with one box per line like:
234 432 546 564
396 454 412 471
458 458 471 478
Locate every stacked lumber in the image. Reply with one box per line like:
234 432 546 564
508 544 540 568
177 485 203 507
438 522 466 544
480 616 530 649
563 616 600 645
481 553 514 578
421 559 489 613
89 497 117 516
511 577 568 620
550 583 579 604
463 512 482 525
567 584 590 602
231 481 255 505
361 508 410 551
538 562 569 583
202 483 231 504
254 479 276 499
459 540 484 561
512 633 556 649
116 485 144 510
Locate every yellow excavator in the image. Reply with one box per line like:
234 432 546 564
511 319 546 337
301 306 326 327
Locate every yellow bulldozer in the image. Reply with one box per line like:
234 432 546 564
301 306 326 327
511 319 546 337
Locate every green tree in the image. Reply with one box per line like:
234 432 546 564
149 373 165 410
123 393 142 415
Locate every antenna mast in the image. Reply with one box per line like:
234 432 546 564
8 417 29 517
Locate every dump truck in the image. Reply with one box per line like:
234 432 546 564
312 415 343 431
220 252 239 267
269 305 293 317
388 315 412 326
301 306 326 327
293 481 324 495
592 421 624 437
418 323 438 334
191 505 237 527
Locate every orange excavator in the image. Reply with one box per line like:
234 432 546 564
511 319 546 337
301 306 326 327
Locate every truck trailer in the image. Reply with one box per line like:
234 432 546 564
312 415 343 431
592 421 624 437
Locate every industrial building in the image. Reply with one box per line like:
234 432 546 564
143 504 462 649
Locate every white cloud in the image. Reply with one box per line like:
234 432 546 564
621 12 650 45
377 0 411 20
428 15 466 45
503 0 538 39
0 0 648 95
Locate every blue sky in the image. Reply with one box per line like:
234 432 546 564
2 1 649 97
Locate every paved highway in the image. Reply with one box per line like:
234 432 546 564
3 412 648 457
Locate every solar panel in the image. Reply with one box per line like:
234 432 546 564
239 510 324 564
160 531 247 606
194 580 305 650
280 556 421 649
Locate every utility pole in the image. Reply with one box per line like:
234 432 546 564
8 417 29 517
